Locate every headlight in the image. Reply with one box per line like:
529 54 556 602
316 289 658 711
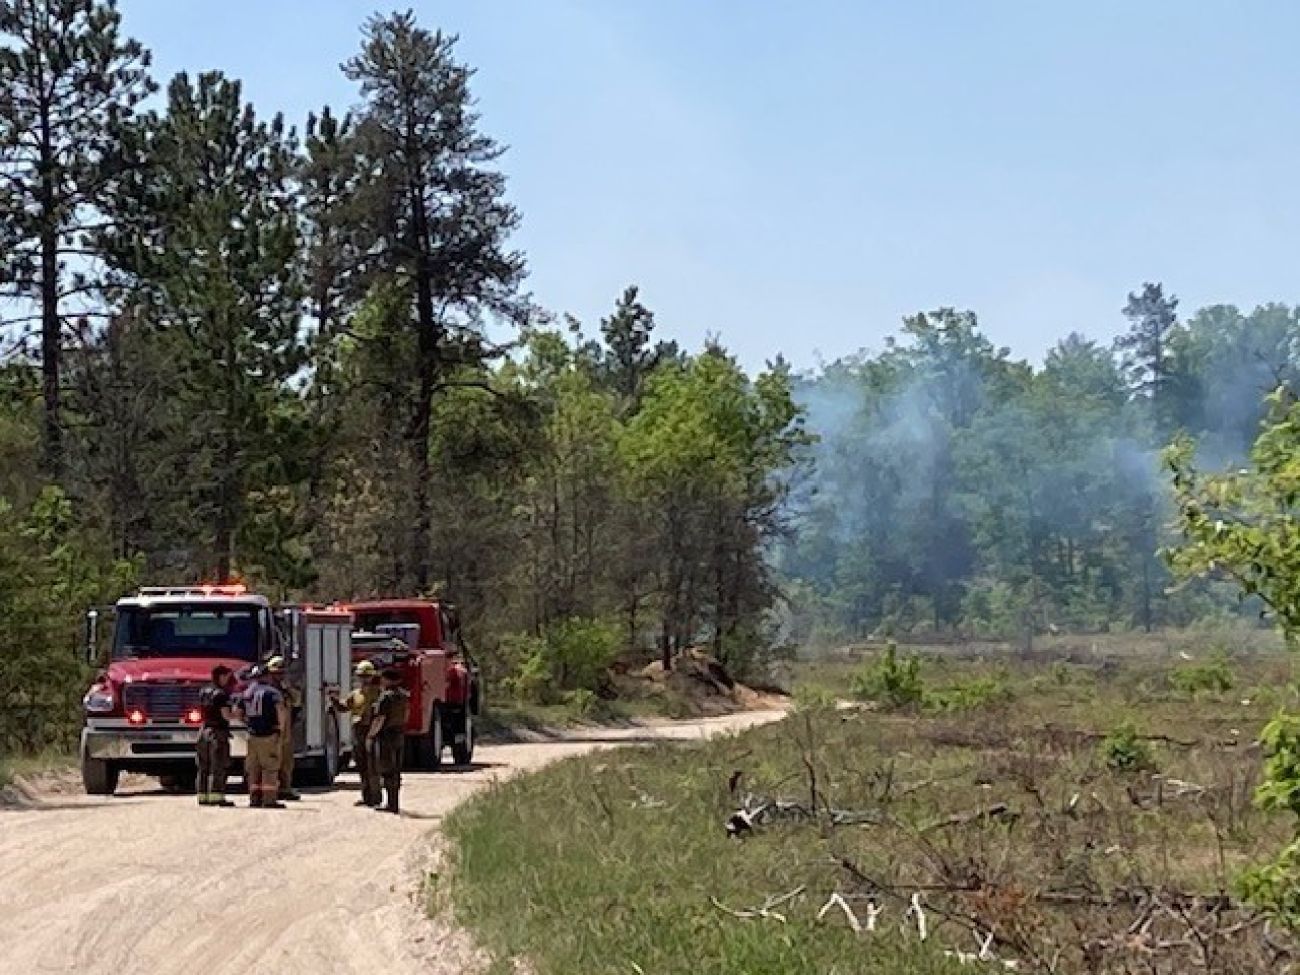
83 685 115 713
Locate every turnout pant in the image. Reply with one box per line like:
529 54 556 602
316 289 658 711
278 728 296 795
196 728 230 804
353 724 380 805
376 732 403 812
245 734 281 804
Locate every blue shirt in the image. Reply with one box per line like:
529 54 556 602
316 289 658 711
242 682 283 737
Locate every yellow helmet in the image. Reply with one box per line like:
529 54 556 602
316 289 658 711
265 656 285 674
354 659 377 676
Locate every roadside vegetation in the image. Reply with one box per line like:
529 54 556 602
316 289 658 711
442 640 1298 974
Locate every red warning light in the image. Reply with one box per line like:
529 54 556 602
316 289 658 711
184 708 203 725
127 709 146 725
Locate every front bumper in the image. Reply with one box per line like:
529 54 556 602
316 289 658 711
81 721 249 761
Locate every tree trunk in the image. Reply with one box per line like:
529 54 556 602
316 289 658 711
40 226 61 478
408 163 438 593
215 323 238 580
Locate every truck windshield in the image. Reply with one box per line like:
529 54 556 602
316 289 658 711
112 604 262 661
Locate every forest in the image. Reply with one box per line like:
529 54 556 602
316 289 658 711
0 1 1293 750
783 294 1297 644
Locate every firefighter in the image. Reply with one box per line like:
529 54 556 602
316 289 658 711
196 665 236 807
264 656 302 802
238 666 286 809
329 659 383 806
367 667 410 815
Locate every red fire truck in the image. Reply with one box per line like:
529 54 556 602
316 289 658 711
345 598 480 769
79 585 354 795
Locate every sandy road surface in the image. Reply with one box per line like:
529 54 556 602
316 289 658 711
0 711 782 975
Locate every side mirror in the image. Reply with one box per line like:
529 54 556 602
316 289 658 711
84 609 100 665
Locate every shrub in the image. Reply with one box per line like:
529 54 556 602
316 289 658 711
1169 653 1235 697
563 688 599 720
501 616 623 705
792 684 838 713
1100 721 1154 772
508 648 553 704
926 671 1014 713
851 641 924 709
546 616 621 692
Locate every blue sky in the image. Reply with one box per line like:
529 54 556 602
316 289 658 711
122 1 1300 372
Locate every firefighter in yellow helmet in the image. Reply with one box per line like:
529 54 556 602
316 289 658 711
264 656 302 801
329 659 382 806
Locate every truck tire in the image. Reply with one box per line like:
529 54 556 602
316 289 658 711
82 756 119 796
160 768 197 793
450 707 473 766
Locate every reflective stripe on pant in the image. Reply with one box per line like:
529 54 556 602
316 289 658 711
246 734 281 800
196 727 231 801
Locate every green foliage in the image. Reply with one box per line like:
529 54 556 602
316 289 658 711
0 0 155 473
1237 840 1300 928
562 688 600 720
1169 653 1235 697
791 684 838 713
501 617 622 705
1100 721 1155 772
925 670 1014 713
0 486 138 754
545 617 622 693
1255 713 1300 818
1166 390 1300 926
851 642 924 709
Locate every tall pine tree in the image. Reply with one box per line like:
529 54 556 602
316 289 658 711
98 72 306 581
342 12 526 589
0 0 153 477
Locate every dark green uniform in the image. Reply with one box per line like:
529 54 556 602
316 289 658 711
372 686 410 814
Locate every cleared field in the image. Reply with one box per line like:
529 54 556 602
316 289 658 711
443 638 1299 974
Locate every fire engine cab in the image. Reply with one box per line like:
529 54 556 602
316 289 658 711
80 584 354 795
346 598 480 769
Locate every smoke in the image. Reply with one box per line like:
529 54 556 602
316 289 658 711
779 309 1293 633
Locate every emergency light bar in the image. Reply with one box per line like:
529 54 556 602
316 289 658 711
137 583 250 597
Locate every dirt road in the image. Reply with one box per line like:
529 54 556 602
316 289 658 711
0 711 782 975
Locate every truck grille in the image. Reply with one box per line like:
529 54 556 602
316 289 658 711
122 683 204 721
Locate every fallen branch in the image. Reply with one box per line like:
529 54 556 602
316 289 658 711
816 891 862 933
922 803 1017 833
710 885 806 924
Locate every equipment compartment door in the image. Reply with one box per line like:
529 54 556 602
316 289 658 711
304 623 324 749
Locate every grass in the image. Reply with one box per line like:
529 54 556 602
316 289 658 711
441 632 1299 974
0 747 74 790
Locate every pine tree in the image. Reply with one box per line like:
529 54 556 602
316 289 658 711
98 71 306 581
1117 281 1180 437
598 285 678 409
0 0 153 477
342 12 526 589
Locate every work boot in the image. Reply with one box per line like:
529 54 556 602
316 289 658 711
278 789 302 802
262 800 287 809
214 799 235 808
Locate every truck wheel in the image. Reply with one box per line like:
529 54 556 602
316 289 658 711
82 756 119 796
451 708 474 766
160 769 197 794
